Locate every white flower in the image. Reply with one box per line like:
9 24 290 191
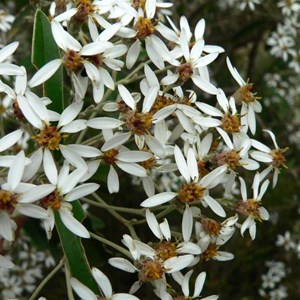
0 151 52 241
71 267 140 300
0 42 24 76
250 129 288 188
141 145 227 217
237 173 270 240
226 57 262 134
23 161 99 239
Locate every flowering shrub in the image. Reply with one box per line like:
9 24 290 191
0 0 297 299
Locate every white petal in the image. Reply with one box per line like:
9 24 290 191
91 268 112 297
108 258 137 273
80 41 113 56
146 209 162 239
140 192 177 207
193 272 206 297
29 59 62 87
187 148 199 182
108 165 119 193
203 195 226 217
192 76 218 95
17 204 49 219
142 87 158 113
58 102 83 127
118 84 135 110
164 255 194 273
65 183 99 202
43 149 57 185
101 132 131 151
60 168 87 195
182 205 193 242
159 218 171 241
116 161 147 177
0 41 19 62
60 144 87 168
59 208 90 238
145 135 166 159
116 151 152 163
0 255 14 269
17 95 42 128
0 129 23 152
126 40 141 69
0 64 24 76
70 277 97 300
87 117 124 129
67 144 101 158
19 184 56 203
174 145 190 183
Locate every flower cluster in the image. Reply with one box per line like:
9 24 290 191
0 0 288 299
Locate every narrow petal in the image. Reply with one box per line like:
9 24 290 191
203 195 226 217
92 268 112 298
116 161 147 177
43 149 57 185
87 117 124 129
59 208 90 238
108 165 119 193
65 183 99 202
182 205 193 242
0 129 23 152
140 192 177 207
174 145 190 183
70 278 97 300
118 84 135 110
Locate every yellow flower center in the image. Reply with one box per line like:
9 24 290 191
138 258 164 282
201 243 218 261
135 17 156 40
221 113 240 133
236 199 261 220
0 190 17 213
233 83 258 104
126 111 153 135
64 50 83 73
177 182 205 204
271 148 288 169
41 190 62 210
103 148 119 165
176 63 194 83
154 241 177 261
140 156 156 170
150 94 174 114
215 150 240 170
73 0 94 23
201 217 222 237
33 125 62 151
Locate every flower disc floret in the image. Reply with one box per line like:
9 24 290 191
153 241 177 261
233 83 257 104
221 113 240 133
74 0 94 23
215 150 241 170
140 156 156 170
271 148 288 168
177 182 205 204
126 111 153 135
103 148 119 165
201 217 222 237
41 190 62 210
0 190 17 213
236 199 262 221
33 125 63 151
64 50 83 73
176 63 194 83
150 95 174 114
137 258 165 282
135 17 156 40
201 243 218 261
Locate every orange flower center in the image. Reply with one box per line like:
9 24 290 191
178 182 205 204
33 125 63 151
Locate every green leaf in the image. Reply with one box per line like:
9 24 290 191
54 201 99 293
32 9 64 112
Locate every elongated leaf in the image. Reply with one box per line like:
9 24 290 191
32 9 64 111
54 201 99 293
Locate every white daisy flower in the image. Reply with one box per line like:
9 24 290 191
141 145 227 217
250 129 288 188
0 151 53 241
22 161 99 239
226 57 262 134
236 173 270 240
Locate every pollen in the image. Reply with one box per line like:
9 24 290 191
103 148 119 165
73 0 94 24
135 17 156 40
176 63 193 83
139 258 164 282
215 150 240 170
125 111 153 135
233 83 258 104
154 241 177 261
33 125 62 151
0 190 17 213
201 217 222 237
236 199 261 220
150 94 173 114
271 147 288 169
177 182 205 204
201 243 218 261
221 113 240 133
140 156 156 170
41 190 62 210
64 50 83 73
